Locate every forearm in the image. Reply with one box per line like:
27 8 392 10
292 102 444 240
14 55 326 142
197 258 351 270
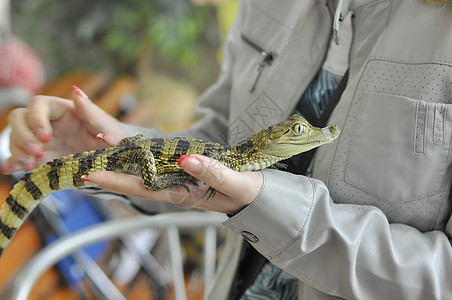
224 169 452 299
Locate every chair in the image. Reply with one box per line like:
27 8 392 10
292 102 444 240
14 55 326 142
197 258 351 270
8 211 226 300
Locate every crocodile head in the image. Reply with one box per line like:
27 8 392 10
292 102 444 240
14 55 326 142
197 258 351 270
260 114 340 158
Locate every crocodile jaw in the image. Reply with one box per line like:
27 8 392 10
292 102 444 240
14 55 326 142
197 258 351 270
266 124 340 158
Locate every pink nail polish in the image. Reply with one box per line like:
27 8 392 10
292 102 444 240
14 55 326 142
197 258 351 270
178 155 190 166
72 85 88 99
36 128 52 143
24 163 35 171
35 149 46 159
43 133 52 144
97 133 105 141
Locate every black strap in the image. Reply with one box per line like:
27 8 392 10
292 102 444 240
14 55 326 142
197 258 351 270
286 69 349 175
227 70 349 300
227 242 268 300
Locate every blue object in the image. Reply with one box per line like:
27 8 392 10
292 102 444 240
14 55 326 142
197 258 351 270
43 190 108 287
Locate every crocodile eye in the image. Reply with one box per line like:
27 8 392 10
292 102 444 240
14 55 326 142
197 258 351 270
292 124 308 134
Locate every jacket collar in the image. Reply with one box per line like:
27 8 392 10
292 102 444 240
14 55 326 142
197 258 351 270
333 0 349 43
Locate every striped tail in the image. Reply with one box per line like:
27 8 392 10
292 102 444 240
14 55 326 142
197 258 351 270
0 152 100 258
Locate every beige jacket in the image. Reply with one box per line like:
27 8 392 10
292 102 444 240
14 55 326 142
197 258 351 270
123 0 452 298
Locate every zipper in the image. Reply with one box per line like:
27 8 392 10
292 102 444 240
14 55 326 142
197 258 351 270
347 13 356 70
241 34 276 93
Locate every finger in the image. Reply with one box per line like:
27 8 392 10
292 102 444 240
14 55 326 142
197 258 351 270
85 171 210 208
0 156 35 174
96 133 123 147
9 108 46 158
27 95 73 143
178 154 248 198
85 171 175 202
72 87 127 137
85 171 142 194
8 140 38 164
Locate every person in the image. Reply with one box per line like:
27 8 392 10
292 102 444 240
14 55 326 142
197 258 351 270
3 0 452 298
0 0 45 114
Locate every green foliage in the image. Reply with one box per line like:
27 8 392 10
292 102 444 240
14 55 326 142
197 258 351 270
11 0 214 72
150 10 207 66
96 0 211 67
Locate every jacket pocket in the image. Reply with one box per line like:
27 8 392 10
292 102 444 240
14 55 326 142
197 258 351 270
345 92 452 203
240 34 277 93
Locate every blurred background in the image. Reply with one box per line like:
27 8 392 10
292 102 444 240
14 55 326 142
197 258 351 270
0 0 239 299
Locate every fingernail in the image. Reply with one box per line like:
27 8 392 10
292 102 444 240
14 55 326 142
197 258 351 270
28 142 43 157
178 155 202 173
72 85 89 99
97 133 105 141
35 149 46 159
24 163 34 171
177 154 190 166
81 175 90 182
43 133 52 143
36 128 52 143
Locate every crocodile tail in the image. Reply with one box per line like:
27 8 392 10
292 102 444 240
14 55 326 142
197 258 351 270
0 164 54 257
0 154 96 258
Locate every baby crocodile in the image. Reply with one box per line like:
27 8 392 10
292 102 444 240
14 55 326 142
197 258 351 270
0 114 339 258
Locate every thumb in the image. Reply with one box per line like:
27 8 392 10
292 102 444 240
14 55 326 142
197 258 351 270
177 154 246 199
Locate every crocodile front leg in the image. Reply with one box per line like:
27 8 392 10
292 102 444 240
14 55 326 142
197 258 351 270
109 146 197 192
143 172 198 193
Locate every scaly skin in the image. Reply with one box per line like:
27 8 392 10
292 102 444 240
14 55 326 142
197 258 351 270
0 114 340 258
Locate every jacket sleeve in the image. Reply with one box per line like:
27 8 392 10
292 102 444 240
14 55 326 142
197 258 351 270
223 169 452 299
